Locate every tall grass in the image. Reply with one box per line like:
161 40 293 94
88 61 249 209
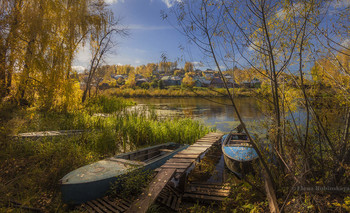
115 107 210 151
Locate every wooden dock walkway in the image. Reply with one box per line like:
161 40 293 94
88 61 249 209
14 130 83 139
126 132 223 213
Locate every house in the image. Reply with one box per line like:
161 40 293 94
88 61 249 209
111 75 126 80
250 78 261 87
136 78 148 87
242 78 261 88
210 77 234 88
161 76 182 86
193 77 211 87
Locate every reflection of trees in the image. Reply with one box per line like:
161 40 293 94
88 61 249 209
132 97 266 121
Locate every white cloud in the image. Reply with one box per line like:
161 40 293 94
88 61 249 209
341 38 350 47
74 44 91 68
332 0 350 8
161 0 182 8
72 66 86 73
104 0 124 4
192 61 204 67
276 3 304 20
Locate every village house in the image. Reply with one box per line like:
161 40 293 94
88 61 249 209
136 78 148 87
210 77 235 88
160 76 182 86
193 76 211 87
242 78 261 88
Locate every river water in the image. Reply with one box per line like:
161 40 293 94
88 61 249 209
128 97 269 133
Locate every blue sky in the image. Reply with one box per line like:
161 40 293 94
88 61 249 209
73 0 202 71
73 0 350 73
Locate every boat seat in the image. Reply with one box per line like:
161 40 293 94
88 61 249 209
229 139 250 143
227 143 252 147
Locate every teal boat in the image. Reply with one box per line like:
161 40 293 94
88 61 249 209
60 142 188 204
222 132 258 178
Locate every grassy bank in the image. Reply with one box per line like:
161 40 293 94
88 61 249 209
102 87 256 98
0 96 211 212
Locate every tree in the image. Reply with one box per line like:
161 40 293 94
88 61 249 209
82 7 127 103
182 73 195 87
158 80 165 89
174 69 184 76
184 62 194 73
125 72 136 88
0 0 122 110
168 0 350 212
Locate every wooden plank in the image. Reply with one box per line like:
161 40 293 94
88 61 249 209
155 167 187 173
91 199 110 213
117 202 129 210
175 196 182 211
180 151 205 155
161 162 192 167
183 193 226 201
86 201 104 213
171 195 178 210
166 158 195 163
193 142 217 145
196 140 217 143
184 147 208 152
172 154 198 159
186 146 210 149
177 151 202 155
98 199 120 213
166 194 173 207
79 204 95 213
102 198 124 212
160 164 191 169
186 188 230 197
190 144 212 147
119 198 131 207
188 183 231 190
126 168 176 213
175 168 186 173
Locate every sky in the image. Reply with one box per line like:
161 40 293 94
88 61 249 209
73 0 350 73
73 0 201 72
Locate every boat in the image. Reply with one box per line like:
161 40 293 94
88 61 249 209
60 142 189 204
222 131 258 178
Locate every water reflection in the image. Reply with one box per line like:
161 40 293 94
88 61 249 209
128 97 266 132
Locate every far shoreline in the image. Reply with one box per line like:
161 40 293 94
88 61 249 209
101 87 259 98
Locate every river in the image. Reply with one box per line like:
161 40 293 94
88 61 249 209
128 97 268 133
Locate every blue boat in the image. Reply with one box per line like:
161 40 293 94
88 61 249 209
60 142 188 204
222 132 258 178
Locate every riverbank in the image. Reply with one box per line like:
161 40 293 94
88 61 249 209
102 87 257 98
0 96 211 212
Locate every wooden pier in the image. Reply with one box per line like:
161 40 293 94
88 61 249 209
14 130 83 139
126 132 223 213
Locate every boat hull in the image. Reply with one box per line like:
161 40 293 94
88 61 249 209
223 154 256 178
61 143 188 204
222 133 258 178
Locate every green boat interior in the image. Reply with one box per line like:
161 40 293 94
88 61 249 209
226 134 252 147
